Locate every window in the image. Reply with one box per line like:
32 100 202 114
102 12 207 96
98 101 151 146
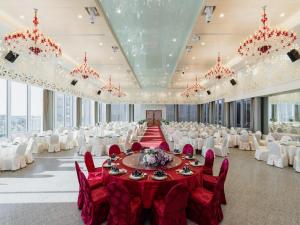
243 99 251 128
178 105 198 122
30 86 43 132
166 104 175 121
54 93 76 129
10 81 27 134
111 104 129 121
0 79 7 138
82 99 95 126
236 101 241 127
98 102 106 122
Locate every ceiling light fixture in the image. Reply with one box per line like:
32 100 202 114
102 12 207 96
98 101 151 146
205 53 234 80
201 42 206 46
78 14 83 19
116 8 121 14
70 52 100 80
19 15 25 19
280 12 285 17
237 6 297 57
99 42 103 46
172 38 177 42
4 9 62 59
219 13 224 18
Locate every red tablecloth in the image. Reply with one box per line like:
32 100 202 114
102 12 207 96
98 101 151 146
102 153 203 209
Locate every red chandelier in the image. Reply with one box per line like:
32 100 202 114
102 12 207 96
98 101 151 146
101 75 115 93
205 53 234 80
238 6 297 57
114 84 126 98
180 84 192 98
191 76 205 93
70 52 100 80
4 9 62 58
180 77 205 98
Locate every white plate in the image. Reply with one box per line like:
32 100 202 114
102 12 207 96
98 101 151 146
185 156 195 160
152 175 167 180
178 170 194 176
129 173 145 180
110 156 120 161
190 162 203 167
102 162 116 168
109 169 127 175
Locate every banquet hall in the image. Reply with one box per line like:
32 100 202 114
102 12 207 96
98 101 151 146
0 0 300 225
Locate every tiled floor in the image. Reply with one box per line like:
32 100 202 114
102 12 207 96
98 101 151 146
0 149 299 225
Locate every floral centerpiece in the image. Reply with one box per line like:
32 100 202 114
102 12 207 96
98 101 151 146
143 148 173 167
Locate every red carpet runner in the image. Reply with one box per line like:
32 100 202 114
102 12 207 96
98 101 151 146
139 126 166 148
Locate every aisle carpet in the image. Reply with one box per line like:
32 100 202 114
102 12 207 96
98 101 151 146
139 126 166 148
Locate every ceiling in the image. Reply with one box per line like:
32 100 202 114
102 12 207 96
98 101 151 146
0 0 300 103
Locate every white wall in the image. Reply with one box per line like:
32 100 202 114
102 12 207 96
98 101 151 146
134 104 166 122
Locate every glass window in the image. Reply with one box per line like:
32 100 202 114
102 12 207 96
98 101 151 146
111 104 129 121
30 86 43 132
10 81 27 134
0 79 7 138
55 93 64 129
166 104 175 121
236 101 241 127
82 99 95 126
178 105 197 122
65 95 73 128
243 99 251 128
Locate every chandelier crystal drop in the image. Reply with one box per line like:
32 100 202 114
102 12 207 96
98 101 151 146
205 53 234 80
70 52 100 80
191 76 205 92
4 9 62 58
180 76 206 98
101 75 115 93
114 84 126 98
237 6 297 57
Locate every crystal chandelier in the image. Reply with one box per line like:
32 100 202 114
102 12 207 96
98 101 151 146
237 6 297 57
205 53 234 80
180 84 192 98
70 52 100 79
4 9 62 58
113 84 126 98
191 76 205 92
180 76 205 98
101 75 116 93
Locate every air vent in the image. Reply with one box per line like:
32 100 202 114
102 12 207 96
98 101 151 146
85 7 100 16
191 34 201 42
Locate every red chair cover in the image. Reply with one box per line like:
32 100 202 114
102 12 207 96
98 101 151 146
84 152 102 177
153 184 189 225
107 182 142 225
187 161 228 225
203 149 214 175
79 168 109 225
75 161 103 210
158 141 170 152
203 158 229 204
131 142 142 152
109 144 121 156
182 144 194 155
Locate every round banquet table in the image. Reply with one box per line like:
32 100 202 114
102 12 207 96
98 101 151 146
102 152 203 209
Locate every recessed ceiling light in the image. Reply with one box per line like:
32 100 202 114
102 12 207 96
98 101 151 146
127 39 131 42
192 56 196 60
169 53 172 57
99 42 103 46
133 54 136 57
172 38 177 42
219 13 225 18
77 14 83 19
110 56 114 60
19 15 25 19
116 8 121 14
201 42 206 46
280 12 285 17
166 64 170 67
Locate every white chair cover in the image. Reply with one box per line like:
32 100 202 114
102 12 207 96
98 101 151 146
267 142 288 168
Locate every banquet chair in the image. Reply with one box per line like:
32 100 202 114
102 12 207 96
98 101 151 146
107 182 142 225
132 142 142 152
60 132 74 150
159 141 170 152
48 134 60 153
267 142 288 168
182 144 194 155
293 148 300 172
202 136 214 157
203 149 215 175
78 134 92 155
0 143 27 171
187 160 227 225
203 158 229 205
84 152 103 178
91 137 105 156
79 166 109 225
280 135 292 143
25 137 36 164
239 132 251 150
253 136 268 161
214 134 229 157
152 183 189 225
75 161 103 210
109 144 121 156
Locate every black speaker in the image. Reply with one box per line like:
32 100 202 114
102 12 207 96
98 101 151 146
207 90 211 95
5 51 19 63
71 80 78 86
230 79 237 86
97 90 101 95
287 49 300 62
